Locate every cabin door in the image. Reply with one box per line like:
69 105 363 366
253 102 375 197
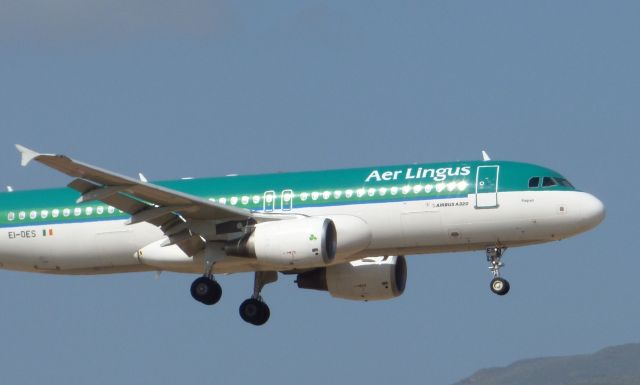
475 165 499 208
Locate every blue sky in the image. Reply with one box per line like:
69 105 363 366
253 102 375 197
0 1 638 384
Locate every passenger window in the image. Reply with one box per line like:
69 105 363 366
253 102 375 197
528 177 540 188
542 177 557 187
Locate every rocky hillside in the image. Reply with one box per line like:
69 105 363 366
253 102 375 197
453 343 640 385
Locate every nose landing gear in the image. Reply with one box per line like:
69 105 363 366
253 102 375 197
487 247 510 296
490 277 510 295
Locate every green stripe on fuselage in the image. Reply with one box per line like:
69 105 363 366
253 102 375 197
0 160 574 227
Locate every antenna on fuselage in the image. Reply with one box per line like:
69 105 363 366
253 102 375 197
482 150 491 161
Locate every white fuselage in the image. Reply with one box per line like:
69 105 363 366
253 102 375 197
0 190 605 275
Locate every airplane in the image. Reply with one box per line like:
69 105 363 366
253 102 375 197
0 145 605 326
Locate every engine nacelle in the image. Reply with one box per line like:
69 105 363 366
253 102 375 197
226 217 337 268
296 256 407 301
323 215 372 260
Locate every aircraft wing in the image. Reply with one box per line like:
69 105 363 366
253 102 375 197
16 144 253 256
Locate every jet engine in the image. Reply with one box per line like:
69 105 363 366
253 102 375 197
296 256 407 301
226 217 337 268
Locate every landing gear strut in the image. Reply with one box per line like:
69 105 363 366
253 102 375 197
486 247 510 296
239 271 277 326
191 244 222 305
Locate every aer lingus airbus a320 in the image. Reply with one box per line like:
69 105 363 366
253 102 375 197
0 145 604 325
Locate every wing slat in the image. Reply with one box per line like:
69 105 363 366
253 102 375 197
19 146 250 221
17 144 250 256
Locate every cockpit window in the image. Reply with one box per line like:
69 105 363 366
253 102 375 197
542 177 557 187
555 178 574 188
528 177 540 188
540 177 574 188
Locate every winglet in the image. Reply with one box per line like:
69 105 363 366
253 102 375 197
481 150 491 161
15 144 41 167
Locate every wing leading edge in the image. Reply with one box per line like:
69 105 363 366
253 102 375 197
15 144 254 256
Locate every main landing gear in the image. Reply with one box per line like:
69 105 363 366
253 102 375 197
190 250 222 305
190 263 277 326
239 271 277 326
190 276 222 305
487 247 510 296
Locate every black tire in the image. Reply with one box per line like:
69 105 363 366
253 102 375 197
490 277 510 296
256 302 270 326
239 298 270 326
190 277 222 305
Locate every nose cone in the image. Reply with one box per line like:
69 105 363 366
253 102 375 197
578 192 605 231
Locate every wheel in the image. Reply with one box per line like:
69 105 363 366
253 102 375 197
490 277 510 296
190 277 222 305
239 298 270 326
